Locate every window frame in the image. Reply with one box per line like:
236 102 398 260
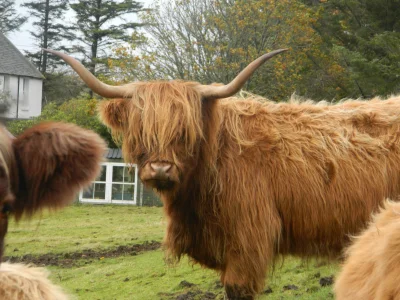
79 162 138 205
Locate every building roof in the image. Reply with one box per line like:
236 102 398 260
105 148 123 159
0 32 43 79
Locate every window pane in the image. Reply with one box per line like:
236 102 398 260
18 78 24 95
82 184 94 199
113 166 124 182
124 166 135 183
93 183 105 200
4 76 9 91
0 75 4 91
98 165 107 181
112 184 123 200
123 184 135 201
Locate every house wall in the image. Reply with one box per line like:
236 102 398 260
26 77 42 117
0 74 42 119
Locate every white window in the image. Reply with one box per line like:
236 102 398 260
0 75 10 92
0 75 4 92
80 162 138 205
19 77 29 111
81 165 107 201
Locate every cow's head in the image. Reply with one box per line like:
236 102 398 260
44 49 287 194
0 122 106 260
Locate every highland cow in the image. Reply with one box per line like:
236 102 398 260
0 262 70 300
46 48 400 299
335 200 400 300
0 122 106 263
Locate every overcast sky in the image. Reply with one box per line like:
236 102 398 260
7 0 154 54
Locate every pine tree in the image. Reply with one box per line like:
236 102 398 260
70 0 143 75
0 0 27 34
302 0 400 98
23 0 75 74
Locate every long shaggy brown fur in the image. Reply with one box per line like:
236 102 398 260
12 122 106 219
334 200 400 300
99 80 400 298
0 122 106 299
0 262 70 300
0 122 106 263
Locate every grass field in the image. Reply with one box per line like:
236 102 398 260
5 204 339 299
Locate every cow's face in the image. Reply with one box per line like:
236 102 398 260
100 82 204 193
0 123 106 261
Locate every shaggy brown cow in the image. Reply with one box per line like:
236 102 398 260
46 48 400 299
0 122 106 262
335 200 400 300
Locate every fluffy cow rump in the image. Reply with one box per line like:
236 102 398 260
335 200 400 300
0 262 69 300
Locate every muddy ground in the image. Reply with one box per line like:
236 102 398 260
159 276 334 300
3 240 161 268
3 241 334 299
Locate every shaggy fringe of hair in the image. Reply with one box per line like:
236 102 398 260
0 263 71 300
115 81 204 162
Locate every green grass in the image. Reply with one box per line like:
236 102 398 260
6 204 340 299
7 204 165 256
47 253 338 300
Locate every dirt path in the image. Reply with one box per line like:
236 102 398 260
3 240 161 268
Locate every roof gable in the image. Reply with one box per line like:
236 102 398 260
0 32 43 79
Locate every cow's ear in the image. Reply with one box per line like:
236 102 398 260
98 99 129 131
12 122 106 219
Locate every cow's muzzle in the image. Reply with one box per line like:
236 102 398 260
140 161 179 191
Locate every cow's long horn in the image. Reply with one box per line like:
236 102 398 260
198 49 288 100
43 49 128 98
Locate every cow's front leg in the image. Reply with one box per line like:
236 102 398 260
224 284 255 300
221 253 267 300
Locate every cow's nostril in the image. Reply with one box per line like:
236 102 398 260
150 162 172 175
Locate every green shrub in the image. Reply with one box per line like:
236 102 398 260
7 98 117 147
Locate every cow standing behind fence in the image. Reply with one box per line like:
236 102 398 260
47 48 400 299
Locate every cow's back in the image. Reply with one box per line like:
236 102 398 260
216 96 400 257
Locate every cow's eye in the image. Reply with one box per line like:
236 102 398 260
1 202 12 216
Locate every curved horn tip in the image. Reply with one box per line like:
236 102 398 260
42 48 62 56
262 48 289 59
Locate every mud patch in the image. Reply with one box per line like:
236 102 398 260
160 289 218 300
179 280 196 288
319 275 334 287
283 284 298 291
3 240 161 268
158 279 221 300
263 287 273 294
